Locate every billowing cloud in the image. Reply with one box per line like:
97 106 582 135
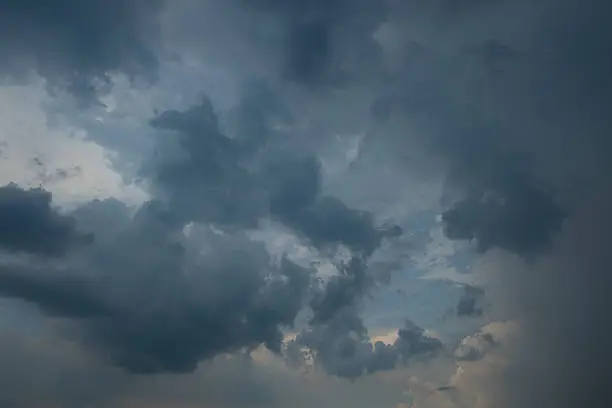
371 0 612 407
146 83 400 251
289 315 442 379
239 0 386 85
0 198 314 373
1 0 611 406
0 0 164 101
0 183 92 255
0 83 404 378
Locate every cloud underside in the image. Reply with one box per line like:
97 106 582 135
0 0 611 407
0 81 421 379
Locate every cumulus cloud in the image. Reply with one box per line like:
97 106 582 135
372 1 612 407
0 81 405 379
0 183 92 255
1 0 610 407
0 198 315 373
288 313 442 379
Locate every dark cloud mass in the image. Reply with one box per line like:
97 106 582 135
370 0 612 407
0 183 92 255
455 285 485 317
242 0 386 85
1 198 316 373
0 269 113 318
288 313 441 379
147 82 400 252
441 149 566 257
1 0 611 406
0 81 403 376
0 0 164 101
138 83 403 373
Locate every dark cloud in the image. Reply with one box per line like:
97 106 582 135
0 183 92 256
394 319 443 362
309 257 370 325
69 198 133 239
265 152 400 253
370 0 612 407
455 285 485 317
441 150 566 257
0 203 314 373
12 3 612 407
241 0 387 85
148 95 262 227
243 0 348 84
147 83 400 252
0 269 113 318
0 85 402 377
288 314 442 379
0 0 164 101
78 202 317 373
367 4 570 259
142 84 403 374
226 78 294 150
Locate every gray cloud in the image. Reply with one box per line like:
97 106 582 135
2 0 610 406
0 0 164 101
0 269 113 318
0 84 402 377
0 183 92 256
0 201 314 373
455 285 485 317
370 0 612 407
289 313 442 380
138 85 402 373
147 82 400 252
240 0 386 86
440 149 566 257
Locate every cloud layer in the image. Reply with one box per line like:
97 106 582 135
0 0 611 407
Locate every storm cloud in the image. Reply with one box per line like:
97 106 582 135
288 313 442 379
0 197 315 373
0 183 92 256
1 0 610 406
0 0 164 101
371 0 612 407
0 83 402 376
241 0 386 85
147 81 400 253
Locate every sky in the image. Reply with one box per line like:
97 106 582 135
0 0 610 407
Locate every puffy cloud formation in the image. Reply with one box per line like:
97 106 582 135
288 314 441 379
373 1 612 407
0 195 316 372
0 82 407 377
0 0 611 407
0 183 92 255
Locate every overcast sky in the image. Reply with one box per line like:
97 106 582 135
0 1 610 407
